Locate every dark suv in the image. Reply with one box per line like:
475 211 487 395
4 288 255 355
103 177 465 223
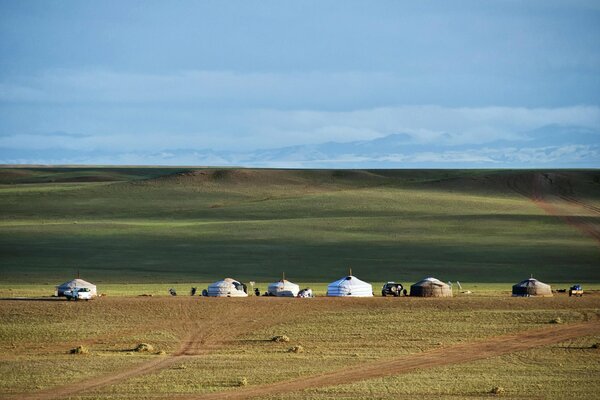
381 282 405 297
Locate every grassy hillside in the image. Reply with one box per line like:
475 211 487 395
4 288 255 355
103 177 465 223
0 167 599 284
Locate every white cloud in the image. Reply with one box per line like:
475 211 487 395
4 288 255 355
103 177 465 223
1 69 599 167
1 68 599 152
2 144 597 167
1 104 599 153
254 144 600 167
251 105 600 147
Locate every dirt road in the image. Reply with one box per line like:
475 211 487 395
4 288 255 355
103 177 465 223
508 172 600 244
13 301 302 400
15 323 209 400
188 320 600 400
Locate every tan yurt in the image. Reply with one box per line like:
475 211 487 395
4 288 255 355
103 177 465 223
267 279 300 297
512 278 553 297
55 278 97 297
207 278 248 297
410 277 453 297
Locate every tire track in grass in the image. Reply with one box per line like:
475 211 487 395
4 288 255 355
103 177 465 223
507 173 600 245
559 195 600 215
12 301 296 400
15 329 199 400
187 320 600 400
530 174 599 242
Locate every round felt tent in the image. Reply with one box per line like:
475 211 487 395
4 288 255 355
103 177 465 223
512 278 553 297
410 277 452 297
267 279 300 297
207 278 248 297
327 275 373 297
55 278 97 297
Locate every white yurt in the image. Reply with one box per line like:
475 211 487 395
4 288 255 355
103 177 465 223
327 275 373 297
55 278 97 297
267 279 300 297
207 278 248 297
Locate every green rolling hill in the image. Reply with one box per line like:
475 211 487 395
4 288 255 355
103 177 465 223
0 167 598 284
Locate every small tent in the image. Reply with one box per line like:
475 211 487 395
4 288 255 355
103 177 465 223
512 278 553 297
267 279 300 297
327 275 373 297
410 277 452 297
55 278 97 297
207 278 248 297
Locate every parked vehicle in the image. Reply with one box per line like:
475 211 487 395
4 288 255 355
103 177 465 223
381 282 405 297
64 287 94 301
569 284 583 297
297 288 314 298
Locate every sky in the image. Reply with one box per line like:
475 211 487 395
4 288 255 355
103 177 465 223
0 0 599 167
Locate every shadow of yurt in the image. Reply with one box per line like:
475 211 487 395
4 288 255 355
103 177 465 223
410 277 452 297
512 278 553 297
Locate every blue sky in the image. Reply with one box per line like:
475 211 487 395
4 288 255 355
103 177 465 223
0 0 599 167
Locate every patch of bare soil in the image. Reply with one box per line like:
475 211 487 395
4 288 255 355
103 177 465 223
148 168 308 187
188 320 600 400
143 168 390 190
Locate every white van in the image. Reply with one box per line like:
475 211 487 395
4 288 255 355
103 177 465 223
64 287 94 301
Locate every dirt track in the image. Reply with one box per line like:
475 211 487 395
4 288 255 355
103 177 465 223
16 313 599 400
533 173 600 244
187 320 600 400
508 172 600 245
15 324 205 400
14 302 300 400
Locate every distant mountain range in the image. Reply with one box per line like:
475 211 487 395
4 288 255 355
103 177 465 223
1 124 599 168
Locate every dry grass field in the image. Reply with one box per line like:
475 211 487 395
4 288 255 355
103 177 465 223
0 294 599 399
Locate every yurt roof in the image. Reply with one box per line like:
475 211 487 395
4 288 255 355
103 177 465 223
513 278 549 287
328 275 371 286
412 277 447 287
269 279 298 286
210 278 242 285
57 278 96 288
208 277 246 288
